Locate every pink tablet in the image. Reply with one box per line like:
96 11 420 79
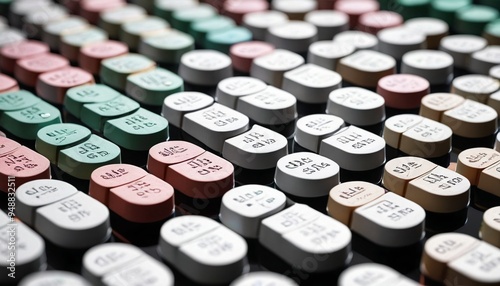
89 164 148 204
36 67 95 104
79 40 129 75
358 11 403 34
108 174 174 223
166 151 234 199
334 0 379 28
0 137 21 156
223 0 269 24
15 53 70 87
147 140 205 181
0 146 50 193
0 40 49 74
0 74 19 94
79 0 126 24
230 41 275 73
377 74 430 109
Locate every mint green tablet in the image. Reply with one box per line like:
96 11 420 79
58 134 121 180
126 67 184 106
64 84 122 118
205 27 253 53
100 53 156 91
0 90 41 112
103 108 169 151
396 0 431 20
456 5 499 35
139 30 194 65
190 16 235 45
81 95 140 132
0 100 62 140
431 0 472 26
36 123 92 163
171 4 217 33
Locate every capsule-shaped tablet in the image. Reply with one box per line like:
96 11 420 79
158 215 247 284
383 156 470 213
83 243 174 286
259 203 352 272
223 124 288 170
178 49 233 86
338 263 419 286
326 87 386 127
294 114 345 152
328 181 426 247
275 152 340 198
250 49 305 87
336 50 396 88
182 103 249 153
383 114 452 158
19 271 91 286
319 125 386 171
220 184 287 238
161 91 214 128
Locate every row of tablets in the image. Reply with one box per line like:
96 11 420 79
3 176 499 285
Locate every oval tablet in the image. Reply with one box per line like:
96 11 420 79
319 125 386 171
333 30 378 50
147 140 205 181
360 11 403 36
108 173 174 223
259 203 352 272
450 74 499 103
0 40 49 74
57 134 121 180
404 17 449 49
377 74 430 109
216 76 267 109
178 49 232 86
60 27 109 62
100 53 156 91
182 103 249 153
103 108 169 151
230 272 298 286
480 206 500 247
377 26 426 60
223 124 288 170
294 114 345 152
336 50 396 88
35 191 111 248
125 67 184 106
158 215 247 284
250 49 305 87
242 10 288 41
441 99 498 138
166 151 234 199
419 92 465 122
307 41 355 71
439 34 487 70
456 147 500 185
15 179 79 225
275 152 340 197
282 63 342 104
220 184 286 238
266 20 318 54
236 85 297 125
383 156 437 196
79 40 129 75
161 91 214 128
36 67 95 105
0 73 18 94
15 53 70 87
35 123 92 164
400 50 454 85
138 30 195 65
338 263 419 286
326 87 386 126
89 163 148 204
230 41 275 73
19 271 91 286
304 10 349 40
